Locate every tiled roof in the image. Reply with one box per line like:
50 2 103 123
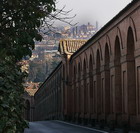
25 82 39 90
25 89 38 96
25 82 39 96
58 39 87 55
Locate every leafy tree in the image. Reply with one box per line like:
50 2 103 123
1 0 56 60
27 59 47 82
51 58 60 70
0 0 58 132
0 58 27 133
34 68 46 82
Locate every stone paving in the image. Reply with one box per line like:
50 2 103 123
24 120 108 133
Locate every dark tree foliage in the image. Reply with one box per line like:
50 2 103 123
0 0 56 132
0 0 56 60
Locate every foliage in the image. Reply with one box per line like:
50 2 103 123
34 68 46 82
28 59 46 83
0 0 57 132
0 58 28 133
1 0 56 60
51 59 60 69
27 52 61 83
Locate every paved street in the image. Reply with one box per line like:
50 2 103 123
24 120 108 133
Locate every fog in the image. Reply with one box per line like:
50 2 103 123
56 0 132 27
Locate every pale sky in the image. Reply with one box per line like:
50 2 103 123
56 0 132 27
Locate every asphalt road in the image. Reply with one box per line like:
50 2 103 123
24 120 108 133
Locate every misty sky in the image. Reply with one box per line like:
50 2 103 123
56 0 132 27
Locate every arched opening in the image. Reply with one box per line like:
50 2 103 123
73 65 77 116
53 90 57 119
25 100 30 121
63 65 66 113
96 50 101 114
115 36 122 114
89 55 93 114
83 59 88 113
127 27 136 115
78 62 81 114
105 44 110 114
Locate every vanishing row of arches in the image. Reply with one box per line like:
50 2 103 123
71 27 136 123
24 100 30 121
